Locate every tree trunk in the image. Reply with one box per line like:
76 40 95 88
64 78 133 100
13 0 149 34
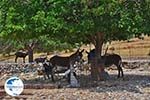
91 32 109 81
28 48 33 63
91 57 99 81
26 43 35 63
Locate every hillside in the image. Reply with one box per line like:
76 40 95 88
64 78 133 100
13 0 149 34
1 36 150 63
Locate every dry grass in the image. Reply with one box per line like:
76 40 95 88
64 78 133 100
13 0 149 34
109 37 150 57
1 36 150 62
81 36 150 57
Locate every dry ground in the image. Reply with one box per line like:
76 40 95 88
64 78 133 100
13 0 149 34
0 67 150 100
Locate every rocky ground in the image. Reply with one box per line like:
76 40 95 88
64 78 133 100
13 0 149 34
0 61 150 100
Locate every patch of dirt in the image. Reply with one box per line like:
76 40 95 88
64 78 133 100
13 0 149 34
0 64 150 100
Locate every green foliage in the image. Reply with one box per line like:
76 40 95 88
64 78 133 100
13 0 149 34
0 0 150 52
36 35 74 52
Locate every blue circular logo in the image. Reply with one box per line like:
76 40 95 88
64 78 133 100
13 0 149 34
4 77 24 96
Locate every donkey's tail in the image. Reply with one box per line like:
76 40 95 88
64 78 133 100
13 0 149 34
119 60 124 68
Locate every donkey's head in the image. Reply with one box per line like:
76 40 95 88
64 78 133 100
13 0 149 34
78 49 84 61
70 49 84 63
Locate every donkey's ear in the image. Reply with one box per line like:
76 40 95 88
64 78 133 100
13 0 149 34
81 49 84 53
85 51 89 54
76 48 80 52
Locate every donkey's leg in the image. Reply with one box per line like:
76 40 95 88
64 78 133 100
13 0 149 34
15 57 18 63
73 72 77 78
117 66 120 78
23 57 25 63
67 73 70 83
116 63 121 78
51 74 55 82
120 67 124 77
119 61 124 78
119 63 124 77
50 71 55 82
44 74 47 80
46 73 50 79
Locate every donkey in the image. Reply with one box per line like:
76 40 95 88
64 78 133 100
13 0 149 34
49 49 84 82
86 49 124 78
49 49 84 70
42 61 55 82
34 56 47 63
37 61 55 82
15 51 28 63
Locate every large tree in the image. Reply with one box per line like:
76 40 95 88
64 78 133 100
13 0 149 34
0 0 150 80
77 0 150 80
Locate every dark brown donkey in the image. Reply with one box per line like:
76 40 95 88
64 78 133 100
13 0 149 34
15 51 28 63
49 49 84 82
49 49 84 72
86 49 124 78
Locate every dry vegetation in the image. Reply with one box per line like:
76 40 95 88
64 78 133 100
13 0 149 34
110 37 150 57
1 36 150 63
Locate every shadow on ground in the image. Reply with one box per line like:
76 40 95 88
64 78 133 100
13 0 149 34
78 74 150 94
22 73 150 94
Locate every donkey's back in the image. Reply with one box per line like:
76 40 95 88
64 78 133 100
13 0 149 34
15 51 28 57
50 55 70 67
102 54 122 67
